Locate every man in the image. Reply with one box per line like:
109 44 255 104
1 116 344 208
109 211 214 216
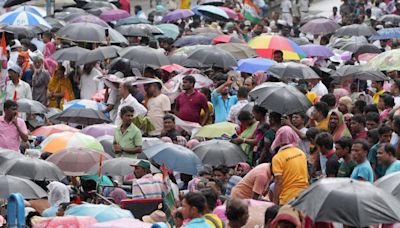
309 102 330 131
174 75 209 125
372 80 385 104
280 0 293 26
273 50 284 63
31 55 50 106
340 0 352 17
243 77 256 91
336 136 356 177
145 82 171 136
350 139 374 183
160 114 180 140
201 189 224 228
115 81 147 126
134 5 147 19
113 106 143 158
228 87 249 124
320 94 336 110
213 165 229 186
211 76 238 123
390 79 400 107
17 52 33 87
181 192 212 228
350 115 368 140
284 112 309 156
0 100 28 151
130 160 163 199
8 39 23 67
366 112 380 131
6 65 32 102
80 62 103 100
377 143 400 176
299 0 309 18
309 79 328 97
315 132 340 177
368 125 392 178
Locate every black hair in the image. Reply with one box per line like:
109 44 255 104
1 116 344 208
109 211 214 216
380 93 395 108
264 205 281 225
237 87 249 99
3 100 17 110
163 114 175 122
273 50 283 56
120 105 135 117
354 100 366 113
336 136 353 152
213 164 229 175
269 112 282 125
174 210 184 220
183 75 196 85
253 105 268 116
200 87 211 100
364 104 379 114
382 143 396 156
183 192 207 214
394 79 400 90
226 198 249 222
366 112 380 124
367 129 379 145
320 94 336 107
292 112 307 122
314 102 330 118
352 114 366 126
200 188 218 211
315 132 334 150
43 31 53 39
134 5 142 10
353 138 370 151
238 110 253 122
306 127 320 140
378 124 392 135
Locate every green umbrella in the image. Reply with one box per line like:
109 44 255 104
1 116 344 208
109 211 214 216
365 49 400 72
156 23 180 40
81 175 113 186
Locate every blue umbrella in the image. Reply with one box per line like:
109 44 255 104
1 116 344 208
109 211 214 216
196 5 229 20
237 58 277 74
143 143 202 175
63 99 106 111
0 11 51 28
14 6 46 17
65 204 133 222
156 24 180 40
369 28 400 41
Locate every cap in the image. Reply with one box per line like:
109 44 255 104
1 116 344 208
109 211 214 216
8 65 21 74
130 160 151 170
10 39 22 49
142 210 167 224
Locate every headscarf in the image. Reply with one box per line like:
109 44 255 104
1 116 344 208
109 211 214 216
333 88 349 103
110 188 127 205
327 109 352 142
270 205 302 228
271 126 300 150
186 139 200 149
47 181 70 207
18 51 30 76
235 162 251 173
338 96 353 114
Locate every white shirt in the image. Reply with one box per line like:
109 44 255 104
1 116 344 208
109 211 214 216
299 0 309 12
79 68 104 100
5 80 32 101
115 94 147 126
329 14 342 24
227 100 249 124
281 0 292 13
311 81 328 97
371 6 383 19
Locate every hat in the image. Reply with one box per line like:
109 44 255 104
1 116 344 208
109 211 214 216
130 160 151 170
143 210 168 224
270 205 302 228
8 65 21 74
10 39 22 49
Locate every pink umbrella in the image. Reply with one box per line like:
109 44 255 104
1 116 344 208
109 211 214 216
358 53 379 61
34 216 98 228
100 9 130 22
160 63 187 73
218 6 238 20
82 123 117 138
88 218 152 228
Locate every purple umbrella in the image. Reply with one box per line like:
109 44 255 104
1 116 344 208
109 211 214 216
69 15 108 27
100 9 130 22
174 35 213 47
82 123 117 138
300 18 339 35
163 9 194 22
300 44 334 57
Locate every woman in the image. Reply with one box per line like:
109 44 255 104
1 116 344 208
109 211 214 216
48 66 75 109
231 110 258 164
338 96 353 114
42 182 70 217
327 110 352 142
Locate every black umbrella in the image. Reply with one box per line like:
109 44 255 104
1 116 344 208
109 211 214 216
17 98 48 114
77 45 121 65
83 1 117 10
249 82 312 114
174 35 213 47
51 46 90 62
378 14 400 24
375 172 400 200
0 175 47 199
193 140 247 167
335 24 377 37
0 149 23 166
3 0 29 8
169 53 204 68
340 43 382 56
0 25 44 38
118 46 170 68
44 17 66 30
56 108 111 125
267 62 319 80
115 24 163 37
187 46 237 69
86 157 160 176
331 65 389 81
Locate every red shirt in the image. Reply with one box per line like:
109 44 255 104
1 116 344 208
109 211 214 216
175 90 209 123
119 0 130 14
354 130 368 140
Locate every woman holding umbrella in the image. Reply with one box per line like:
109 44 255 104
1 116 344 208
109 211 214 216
232 110 258 164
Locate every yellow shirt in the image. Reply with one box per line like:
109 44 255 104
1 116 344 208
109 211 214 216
272 146 309 205
316 117 329 131
373 89 385 104
180 0 190 9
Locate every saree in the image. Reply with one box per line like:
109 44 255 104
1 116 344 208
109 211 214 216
240 121 258 164
48 75 75 109
327 110 351 142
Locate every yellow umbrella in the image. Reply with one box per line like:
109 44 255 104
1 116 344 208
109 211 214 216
194 122 238 138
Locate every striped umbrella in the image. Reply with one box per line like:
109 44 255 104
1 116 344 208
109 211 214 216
13 6 46 17
248 34 306 60
0 11 51 28
63 99 106 111
40 132 104 153
32 124 80 137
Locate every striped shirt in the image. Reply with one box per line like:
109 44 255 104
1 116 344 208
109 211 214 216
131 174 163 199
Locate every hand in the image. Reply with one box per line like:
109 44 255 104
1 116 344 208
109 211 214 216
226 74 233 86
12 115 18 126
113 144 122 153
231 137 243 144
281 116 291 126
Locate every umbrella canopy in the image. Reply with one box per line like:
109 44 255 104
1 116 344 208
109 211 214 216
66 204 133 222
13 5 46 17
187 46 237 69
47 147 112 176
340 43 382 56
194 121 238 138
82 123 117 138
163 9 194 22
335 24 377 37
64 99 106 111
0 10 51 28
115 16 150 26
87 218 152 228
156 23 180 40
369 28 400 41
86 157 160 176
291 178 400 227
249 34 306 60
174 35 213 47
216 43 257 60
115 24 163 37
378 14 400 24
56 108 111 125
0 175 47 199
192 27 223 35
0 157 65 181
213 34 244 44
365 49 400 72
143 143 202 175
57 22 127 44
77 46 121 65
0 149 23 166
375 172 400 200
51 46 90 62
45 17 66 29
81 175 112 185
161 63 187 73
249 82 312 114
0 24 43 38
166 72 213 89
332 65 389 81
218 6 238 20
16 98 47 114
118 46 170 68
84 1 117 10
237 58 277 74
97 135 115 157
69 15 108 27
300 18 339 35
291 37 310 45
34 216 98 228
3 0 29 8
193 140 246 166
100 9 130 22
169 53 204 68
267 62 320 80
300 44 334 57
32 124 80 137
40 132 104 154
197 5 229 20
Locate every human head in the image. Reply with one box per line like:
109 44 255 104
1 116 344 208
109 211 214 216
213 165 229 183
270 205 302 228
335 136 353 159
269 112 282 127
238 110 254 128
32 54 44 70
328 110 340 132
320 94 336 109
226 198 249 227
237 87 249 100
252 105 267 121
200 188 218 212
380 93 395 110
109 188 127 205
244 77 256 91
365 112 380 131
182 192 207 219
163 114 175 131
131 160 151 178
351 139 369 164
363 104 379 115
291 112 307 129
377 143 397 166
55 66 66 79
371 80 384 91
182 75 195 91
350 114 366 135
134 5 142 14
315 132 334 155
306 127 320 144
144 82 162 97
119 81 132 98
3 100 18 120
56 202 71 216
367 129 379 147
378 124 392 143
333 6 338 15
391 79 400 96
119 105 134 126
8 65 21 81
271 126 300 150
312 102 329 121
352 100 366 115
265 205 281 227
42 31 53 43
273 50 284 63
216 80 230 96
338 96 353 114
234 162 251 177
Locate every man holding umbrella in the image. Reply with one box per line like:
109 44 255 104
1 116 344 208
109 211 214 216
0 100 28 151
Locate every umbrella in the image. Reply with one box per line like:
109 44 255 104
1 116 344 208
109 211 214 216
0 149 23 166
267 62 320 80
332 65 389 81
47 147 112 176
200 0 225 5
77 46 121 65
87 7 111 17
118 46 170 68
13 5 46 17
0 157 65 181
16 98 47 114
197 5 229 20
57 22 127 44
100 9 130 22
69 15 109 27
369 28 400 41
156 23 180 40
56 108 111 125
375 172 400 200
365 49 400 72
86 157 160 176
174 35 213 47
32 124 80 137
84 1 117 10
97 135 115 158
187 46 237 69
249 34 306 60
143 143 202 175
300 18 339 35
32 0 76 8
0 24 43 38
64 7 86 13
3 0 29 8
218 6 238 20
82 123 117 138
291 178 400 227
115 24 163 37
213 35 244 44
237 58 276 74
378 14 400 24
160 64 187 73
291 37 310 46
192 27 223 35
40 132 104 154
163 9 194 22
249 82 312 114
216 43 257 60
193 140 246 166
65 204 133 222
45 17 66 29
0 11 51 28
194 122 238 138
300 44 334 57
335 24 377 37
340 43 382 56
51 46 90 62
64 99 106 111
34 216 98 228
0 175 47 199
169 53 204 68
115 16 150 26
81 175 112 185
88 218 152 228
165 72 213 90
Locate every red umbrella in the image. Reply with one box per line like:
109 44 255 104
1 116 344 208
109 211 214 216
33 216 97 228
213 34 244 44
160 63 187 73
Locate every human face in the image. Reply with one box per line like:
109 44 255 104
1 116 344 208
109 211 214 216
350 120 362 134
351 143 367 164
252 110 264 121
311 108 321 121
121 111 134 125
17 56 24 66
181 199 194 219
244 78 254 91
144 84 155 97
291 114 304 128
4 105 18 120
366 120 378 131
118 84 127 97
377 145 391 165
391 84 400 96
8 71 18 81
329 113 339 130
182 79 193 91
273 53 283 63
163 119 175 131
338 102 348 114
221 85 230 96
335 144 348 158
378 97 385 110
33 59 43 70
213 170 227 182
379 132 392 143
133 166 146 178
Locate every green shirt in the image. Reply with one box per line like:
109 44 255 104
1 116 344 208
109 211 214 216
337 160 357 177
368 143 387 178
114 123 142 159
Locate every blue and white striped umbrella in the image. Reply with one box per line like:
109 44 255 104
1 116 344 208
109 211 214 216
0 11 51 28
63 99 106 111
13 6 46 17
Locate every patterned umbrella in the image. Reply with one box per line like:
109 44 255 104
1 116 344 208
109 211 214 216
0 10 51 28
40 132 104 153
13 5 46 17
163 9 194 22
365 49 400 71
63 99 106 111
82 123 117 138
100 9 130 22
69 15 108 27
32 124 80 137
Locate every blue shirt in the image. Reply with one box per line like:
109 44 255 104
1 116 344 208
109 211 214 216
211 90 237 123
184 218 212 228
351 160 374 183
385 160 400 176
42 205 58 217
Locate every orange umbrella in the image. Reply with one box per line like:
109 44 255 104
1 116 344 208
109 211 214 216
32 124 80 137
40 132 104 154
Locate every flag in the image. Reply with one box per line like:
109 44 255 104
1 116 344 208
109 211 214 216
1 32 6 56
243 0 261 24
161 164 176 227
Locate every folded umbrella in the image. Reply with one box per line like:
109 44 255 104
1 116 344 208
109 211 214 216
193 140 246 166
300 18 339 35
82 123 117 138
118 46 170 68
267 62 320 80
51 46 90 62
237 58 276 74
375 172 400 200
65 204 133 222
34 216 98 228
300 44 334 57
17 98 47 114
216 43 257 60
0 175 47 199
32 124 80 137
68 15 109 27
56 108 111 125
115 16 150 26
100 9 130 22
174 35 213 47
335 24 377 37
187 46 237 69
369 27 400 41
194 121 237 138
163 9 194 22
86 157 160 176
40 132 104 154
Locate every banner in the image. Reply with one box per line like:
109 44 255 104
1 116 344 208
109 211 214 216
243 0 261 23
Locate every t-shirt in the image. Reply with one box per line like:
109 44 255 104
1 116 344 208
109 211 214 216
351 160 374 183
272 146 309 204
146 94 171 136
385 160 400 176
231 163 271 199
211 90 238 123
175 90 209 123
325 151 340 177
337 160 357 177
368 143 387 178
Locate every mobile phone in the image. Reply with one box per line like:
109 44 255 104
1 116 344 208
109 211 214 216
105 29 109 37
231 134 238 139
